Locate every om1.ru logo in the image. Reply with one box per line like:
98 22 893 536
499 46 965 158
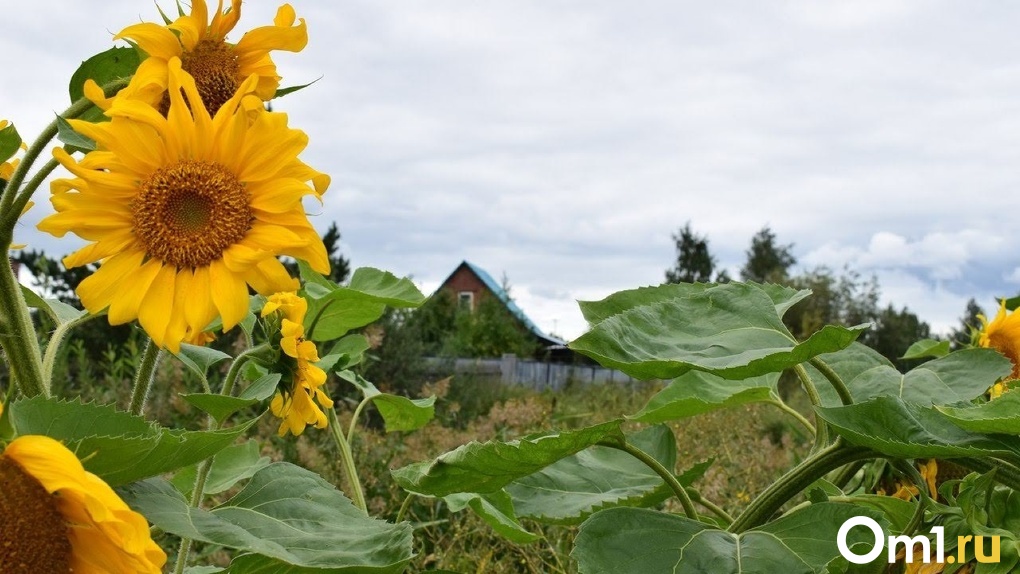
838 516 1001 565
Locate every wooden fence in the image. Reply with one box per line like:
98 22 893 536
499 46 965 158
423 354 640 391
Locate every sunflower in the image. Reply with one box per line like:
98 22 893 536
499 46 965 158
110 0 306 115
38 59 329 352
263 293 332 436
978 301 1020 382
0 434 166 573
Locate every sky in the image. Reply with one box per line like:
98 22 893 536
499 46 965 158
4 1 1020 341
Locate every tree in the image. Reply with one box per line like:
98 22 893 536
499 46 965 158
665 222 717 283
320 222 351 284
783 266 879 341
949 298 985 350
740 226 796 284
863 304 931 370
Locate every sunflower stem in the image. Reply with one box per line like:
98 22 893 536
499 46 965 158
328 407 368 514
728 441 874 533
598 439 699 520
172 345 269 573
793 364 829 452
41 310 105 394
807 356 854 406
128 339 163 416
767 395 815 438
0 249 46 398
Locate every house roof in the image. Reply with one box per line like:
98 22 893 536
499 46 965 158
445 261 567 347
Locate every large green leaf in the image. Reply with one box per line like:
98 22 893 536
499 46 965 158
173 343 232 382
391 420 626 497
347 267 427 308
304 268 425 342
180 374 279 424
0 120 22 164
937 392 1020 434
578 281 810 326
445 490 541 543
506 426 707 525
571 283 866 380
573 503 886 574
816 397 1020 459
901 339 951 360
20 285 87 325
172 440 271 497
9 397 255 486
803 343 893 407
629 371 780 423
121 463 413 573
338 371 435 433
68 47 139 104
845 349 1009 406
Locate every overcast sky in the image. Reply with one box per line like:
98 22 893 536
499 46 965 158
4 1 1020 341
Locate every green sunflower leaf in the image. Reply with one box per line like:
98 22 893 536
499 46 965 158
0 120 21 164
303 267 425 342
570 282 866 381
840 348 1009 406
901 338 951 360
445 490 541 543
55 114 96 152
173 343 232 382
391 420 626 497
68 46 140 105
337 371 435 432
506 425 708 526
572 503 888 574
936 392 1020 434
629 371 780 423
9 396 256 486
172 441 272 497
19 284 88 326
120 463 413 573
273 77 321 99
816 396 1020 459
578 281 810 326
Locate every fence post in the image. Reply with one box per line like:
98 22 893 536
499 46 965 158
501 353 518 384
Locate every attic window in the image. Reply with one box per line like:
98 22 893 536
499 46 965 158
458 291 474 311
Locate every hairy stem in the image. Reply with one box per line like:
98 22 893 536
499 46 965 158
728 442 874 533
767 396 815 438
793 364 829 451
808 356 854 406
0 252 46 397
599 439 698 520
328 407 368 514
128 340 162 416
172 345 267 573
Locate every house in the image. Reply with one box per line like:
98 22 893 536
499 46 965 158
436 261 568 357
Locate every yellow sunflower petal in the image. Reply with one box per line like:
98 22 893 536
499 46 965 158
75 250 146 314
108 259 163 325
209 259 249 328
114 22 182 59
235 14 307 55
137 264 178 349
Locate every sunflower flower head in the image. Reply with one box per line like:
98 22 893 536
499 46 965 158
38 59 329 352
0 435 166 573
112 0 307 115
978 300 1020 387
263 292 332 436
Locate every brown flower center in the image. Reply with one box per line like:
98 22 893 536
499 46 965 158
161 39 240 116
0 455 72 573
133 160 252 268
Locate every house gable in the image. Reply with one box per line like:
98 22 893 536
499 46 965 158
436 261 566 349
